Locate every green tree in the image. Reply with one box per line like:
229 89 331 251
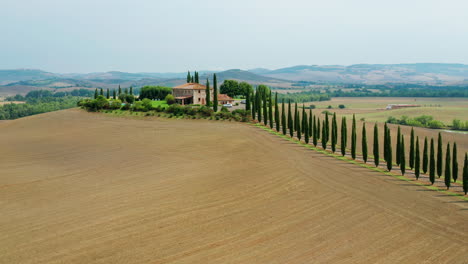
331 113 337 152
324 112 329 145
288 100 293 137
251 91 256 119
362 123 368 163
187 71 191 83
296 109 301 140
213 74 218 112
386 127 393 171
191 75 194 83
373 123 379 167
437 132 443 178
129 86 133 95
341 117 347 156
205 78 211 107
94 88 98 99
112 89 116 100
415 137 420 179
351 114 357 159
400 135 405 175
422 137 428 174
317 117 321 141
100 88 104 96
106 89 110 99
256 89 261 123
452 142 458 183
304 111 309 144
463 153 468 195
263 92 268 126
309 109 313 138
281 99 286 135
396 126 401 165
194 71 199 83
429 138 436 185
444 143 451 189
384 123 388 162
294 103 298 133
245 89 250 111
409 128 415 169
118 85 122 95
269 91 273 129
313 116 318 146
321 119 326 149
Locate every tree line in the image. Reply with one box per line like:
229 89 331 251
249 93 468 195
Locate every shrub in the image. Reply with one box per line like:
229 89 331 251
327 105 333 109
165 94 176 105
121 103 131 110
197 106 214 117
220 106 229 112
166 104 185 116
109 99 122 110
141 98 152 111
321 110 332 115
427 120 444 129
183 106 196 115
338 104 346 109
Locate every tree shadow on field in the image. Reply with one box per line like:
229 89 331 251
445 200 468 204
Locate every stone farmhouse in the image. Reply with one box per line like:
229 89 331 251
173 83 234 106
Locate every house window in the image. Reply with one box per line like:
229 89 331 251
198 98 200 102
198 90 200 93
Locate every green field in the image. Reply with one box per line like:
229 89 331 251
151 100 169 108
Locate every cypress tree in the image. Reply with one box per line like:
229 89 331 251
444 143 451 189
437 132 443 178
324 112 329 145
129 86 133 95
429 138 436 185
106 89 110 99
251 91 256 119
331 113 337 153
351 114 357 159
321 119 326 149
304 111 309 144
245 89 250 111
205 78 211 107
422 137 428 174
288 100 293 137
269 91 273 128
302 106 306 134
275 93 280 131
124 88 128 94
313 116 318 146
195 72 199 83
118 85 122 95
112 89 116 100
187 71 191 83
396 126 401 165
309 109 313 138
94 88 98 99
373 123 379 167
341 117 347 156
362 123 368 163
383 123 388 162
263 92 268 126
191 76 194 83
463 153 468 195
317 117 321 140
409 128 415 169
256 90 261 123
100 88 104 96
415 137 420 179
213 74 218 112
294 103 298 133
386 127 393 171
400 135 405 175
281 99 286 135
296 109 301 140
453 142 458 183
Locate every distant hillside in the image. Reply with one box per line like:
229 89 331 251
255 63 468 85
0 69 57 85
201 69 293 88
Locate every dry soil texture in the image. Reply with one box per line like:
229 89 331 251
0 109 467 263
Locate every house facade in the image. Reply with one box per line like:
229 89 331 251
172 83 234 106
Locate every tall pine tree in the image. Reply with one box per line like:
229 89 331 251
206 78 211 107
281 99 286 135
296 109 301 140
269 91 273 128
213 74 218 112
106 89 110 99
331 113 337 153
400 135 406 175
351 114 357 160
187 71 191 83
94 88 98 99
309 109 313 138
100 88 104 96
386 127 393 171
112 89 116 100
118 85 122 95
251 91 256 119
415 137 420 179
463 153 468 195
313 116 318 146
423 137 428 174
288 100 293 137
384 123 388 162
409 128 415 169
437 132 443 178
341 117 347 156
275 93 280 131
362 123 368 163
263 92 268 126
304 111 309 144
453 142 458 183
373 123 379 167
396 126 401 165
429 138 436 185
444 143 451 189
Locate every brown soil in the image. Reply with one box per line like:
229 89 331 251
0 109 467 263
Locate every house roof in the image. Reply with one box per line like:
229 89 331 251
218 94 234 101
173 83 208 90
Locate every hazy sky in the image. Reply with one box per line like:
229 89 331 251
1 0 467 73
